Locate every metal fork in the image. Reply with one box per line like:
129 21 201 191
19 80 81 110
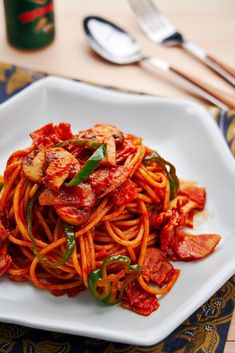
128 0 235 86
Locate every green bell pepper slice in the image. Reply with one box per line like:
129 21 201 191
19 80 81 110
143 151 179 200
65 144 106 187
88 255 142 305
27 186 76 268
55 138 102 150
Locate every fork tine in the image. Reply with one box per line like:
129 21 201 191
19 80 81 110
128 0 158 33
128 0 177 43
145 0 175 30
128 0 166 25
128 0 148 22
139 0 162 32
141 0 161 17
128 0 235 85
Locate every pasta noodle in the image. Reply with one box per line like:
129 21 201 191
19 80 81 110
0 122 221 315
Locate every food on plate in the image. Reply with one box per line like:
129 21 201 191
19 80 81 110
0 122 221 315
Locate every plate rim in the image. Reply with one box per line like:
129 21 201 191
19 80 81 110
0 76 234 345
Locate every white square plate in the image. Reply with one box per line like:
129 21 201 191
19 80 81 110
0 77 234 346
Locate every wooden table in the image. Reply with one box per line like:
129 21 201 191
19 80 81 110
0 0 234 351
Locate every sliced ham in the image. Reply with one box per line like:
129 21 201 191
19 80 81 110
179 183 206 210
30 122 73 149
168 232 221 261
122 281 159 316
112 178 138 206
142 248 176 287
88 166 129 197
160 209 186 255
55 205 91 226
39 183 95 208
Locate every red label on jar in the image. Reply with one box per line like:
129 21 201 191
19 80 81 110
18 2 54 24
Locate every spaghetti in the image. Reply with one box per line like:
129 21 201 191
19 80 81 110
0 122 221 315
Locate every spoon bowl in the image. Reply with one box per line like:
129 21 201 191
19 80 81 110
83 16 142 64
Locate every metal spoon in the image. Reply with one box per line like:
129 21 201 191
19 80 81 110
83 16 235 110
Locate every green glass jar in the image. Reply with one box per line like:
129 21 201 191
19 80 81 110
3 0 55 50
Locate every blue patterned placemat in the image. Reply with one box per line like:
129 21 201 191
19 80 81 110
0 62 234 353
